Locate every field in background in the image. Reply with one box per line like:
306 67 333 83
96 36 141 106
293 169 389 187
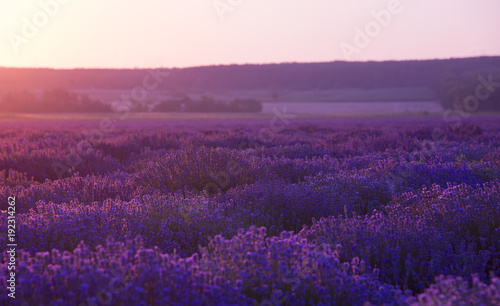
262 101 443 115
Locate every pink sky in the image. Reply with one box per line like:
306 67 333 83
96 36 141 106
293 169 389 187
1 0 499 69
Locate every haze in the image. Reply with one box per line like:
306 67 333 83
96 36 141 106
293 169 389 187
1 0 500 69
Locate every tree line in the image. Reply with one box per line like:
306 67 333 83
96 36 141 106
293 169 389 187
0 89 111 113
153 96 262 113
0 89 262 113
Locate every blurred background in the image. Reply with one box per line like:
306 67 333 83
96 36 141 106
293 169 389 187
0 0 499 116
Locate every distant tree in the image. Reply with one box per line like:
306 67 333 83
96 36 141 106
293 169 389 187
40 88 79 112
152 96 262 113
154 96 191 112
0 90 38 112
436 72 500 112
0 89 112 113
77 94 112 112
229 98 262 112
270 91 280 101
436 74 467 110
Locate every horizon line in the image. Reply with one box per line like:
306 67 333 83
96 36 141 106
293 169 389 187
1 55 499 71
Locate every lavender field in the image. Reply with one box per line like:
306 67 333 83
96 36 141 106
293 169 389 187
1 116 500 305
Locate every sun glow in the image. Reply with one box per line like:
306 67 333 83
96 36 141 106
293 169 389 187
0 0 499 68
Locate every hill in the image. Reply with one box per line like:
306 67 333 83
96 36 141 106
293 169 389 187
1 57 499 92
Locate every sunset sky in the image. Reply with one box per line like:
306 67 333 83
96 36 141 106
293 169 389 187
1 0 499 69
